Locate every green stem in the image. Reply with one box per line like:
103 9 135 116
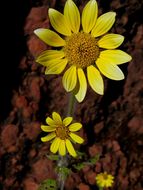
67 92 76 117
58 156 68 190
98 187 103 190
58 92 76 190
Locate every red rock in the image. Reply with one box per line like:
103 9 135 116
4 177 16 187
1 124 18 151
23 122 41 140
65 176 75 190
128 117 143 132
19 57 28 70
27 76 44 102
31 158 55 183
27 35 47 57
22 106 33 119
95 162 101 173
24 6 49 35
23 177 39 190
88 144 102 157
85 171 96 185
78 183 90 190
29 149 37 158
112 140 121 152
12 94 27 109
82 165 90 173
94 121 104 134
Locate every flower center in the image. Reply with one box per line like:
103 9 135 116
56 125 69 140
102 172 108 180
64 32 99 68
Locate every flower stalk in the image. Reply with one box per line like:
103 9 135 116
57 155 68 190
58 92 76 190
67 92 76 117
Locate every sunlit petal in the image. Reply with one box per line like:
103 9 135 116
41 132 56 142
63 117 73 126
36 50 65 65
52 112 62 124
34 28 65 46
41 125 56 132
59 140 66 156
64 0 80 33
82 0 98 33
69 133 84 144
49 8 71 36
98 34 124 49
100 50 132 65
46 117 56 126
65 139 77 157
91 12 116 37
62 66 77 92
87 65 104 95
50 137 61 153
96 57 124 80
75 68 87 102
45 58 68 74
69 123 82 132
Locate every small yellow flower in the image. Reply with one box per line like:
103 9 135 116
34 0 132 102
96 172 114 188
41 112 84 157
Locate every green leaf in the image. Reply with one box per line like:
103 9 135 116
46 154 59 161
73 163 85 171
76 151 86 159
57 166 71 179
38 179 57 190
89 154 100 164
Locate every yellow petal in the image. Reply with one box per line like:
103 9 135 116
64 0 80 33
98 34 124 49
50 137 61 153
52 112 62 124
96 57 124 80
65 139 77 157
34 28 65 47
69 123 82 132
75 68 87 102
63 117 73 126
36 50 65 65
45 58 68 75
59 140 66 156
100 50 132 65
82 0 98 33
62 66 77 92
91 12 116 37
87 65 104 95
69 133 84 144
49 8 71 36
41 125 56 132
41 132 56 142
46 117 56 126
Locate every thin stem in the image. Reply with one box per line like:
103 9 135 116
58 92 76 190
58 155 68 190
66 92 76 117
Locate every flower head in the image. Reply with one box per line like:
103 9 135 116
34 0 132 102
96 172 114 188
41 112 84 157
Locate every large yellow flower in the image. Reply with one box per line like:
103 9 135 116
34 0 132 102
41 112 84 157
96 172 114 188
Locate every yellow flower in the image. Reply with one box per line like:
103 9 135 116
34 0 132 102
41 112 84 157
96 172 114 188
